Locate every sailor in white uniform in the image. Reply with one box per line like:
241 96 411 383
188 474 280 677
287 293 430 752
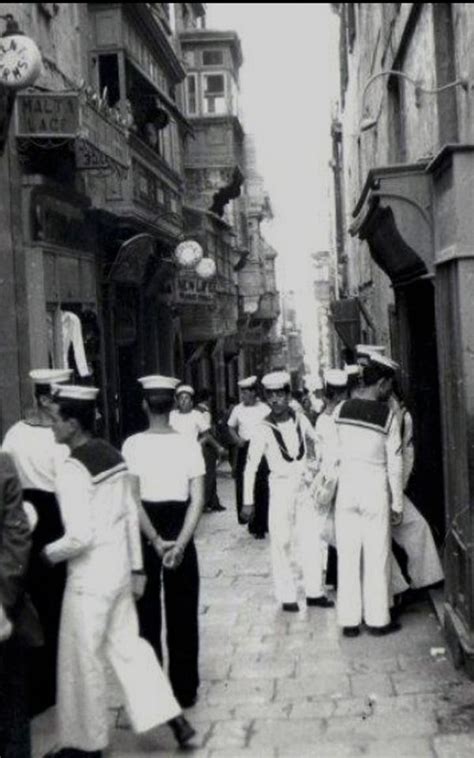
122 376 205 710
227 376 271 532
44 385 195 757
389 392 444 592
2 368 71 715
242 371 330 611
333 355 404 637
355 346 444 596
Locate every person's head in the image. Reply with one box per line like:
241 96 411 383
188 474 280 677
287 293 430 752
50 388 98 446
262 371 292 418
142 390 175 418
138 375 179 420
30 369 73 419
362 358 397 401
238 376 258 406
176 385 195 413
34 383 55 417
323 369 348 404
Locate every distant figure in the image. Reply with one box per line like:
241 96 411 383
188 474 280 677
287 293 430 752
195 389 226 512
227 376 270 538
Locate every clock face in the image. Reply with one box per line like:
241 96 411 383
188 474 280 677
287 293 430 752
0 35 42 89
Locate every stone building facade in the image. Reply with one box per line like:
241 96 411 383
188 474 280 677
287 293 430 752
332 2 474 674
0 3 281 436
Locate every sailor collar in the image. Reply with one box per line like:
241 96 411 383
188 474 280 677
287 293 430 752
263 410 305 462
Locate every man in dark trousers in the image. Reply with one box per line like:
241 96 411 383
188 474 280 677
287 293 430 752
0 451 38 758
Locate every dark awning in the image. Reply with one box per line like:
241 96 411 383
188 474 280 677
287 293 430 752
331 298 361 350
350 163 434 287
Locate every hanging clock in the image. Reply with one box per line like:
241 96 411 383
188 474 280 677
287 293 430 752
0 31 42 89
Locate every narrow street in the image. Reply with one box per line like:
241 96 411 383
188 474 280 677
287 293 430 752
32 467 474 758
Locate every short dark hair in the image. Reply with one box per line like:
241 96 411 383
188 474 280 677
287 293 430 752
362 363 394 387
34 383 52 402
143 390 175 415
324 384 347 401
57 398 96 434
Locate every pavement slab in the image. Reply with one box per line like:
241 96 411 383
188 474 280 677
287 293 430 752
32 469 474 757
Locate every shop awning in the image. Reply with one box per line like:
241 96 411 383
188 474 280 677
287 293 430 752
331 298 360 350
350 163 434 287
331 297 376 350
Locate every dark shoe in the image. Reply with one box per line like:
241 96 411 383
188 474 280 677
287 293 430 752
253 532 266 540
178 693 198 709
342 626 360 638
282 602 300 612
367 620 402 636
306 596 335 608
211 503 226 511
168 715 196 747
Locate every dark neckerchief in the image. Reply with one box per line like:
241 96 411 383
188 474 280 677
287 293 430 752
265 410 305 462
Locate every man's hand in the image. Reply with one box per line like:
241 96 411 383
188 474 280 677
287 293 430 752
241 504 255 524
132 572 147 600
152 537 176 559
391 510 403 527
0 603 13 643
163 544 185 570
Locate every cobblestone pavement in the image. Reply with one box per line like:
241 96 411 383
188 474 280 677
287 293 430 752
33 469 474 757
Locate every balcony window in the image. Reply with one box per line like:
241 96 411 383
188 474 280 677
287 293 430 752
97 53 121 107
202 49 224 66
202 74 226 115
186 74 198 115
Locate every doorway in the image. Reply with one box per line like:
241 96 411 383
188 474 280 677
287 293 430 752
395 279 445 543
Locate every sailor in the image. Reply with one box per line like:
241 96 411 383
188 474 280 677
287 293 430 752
344 364 362 396
2 368 71 715
333 354 404 637
227 376 271 536
44 384 195 757
389 387 444 594
242 371 331 611
122 376 205 709
313 369 350 586
195 388 227 513
170 384 210 440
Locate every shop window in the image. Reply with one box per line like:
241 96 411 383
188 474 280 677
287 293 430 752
186 74 198 115
202 49 224 66
202 74 226 115
97 53 121 107
183 50 196 68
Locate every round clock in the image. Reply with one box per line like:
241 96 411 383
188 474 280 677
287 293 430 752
0 34 42 89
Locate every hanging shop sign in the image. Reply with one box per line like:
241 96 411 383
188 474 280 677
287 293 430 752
174 271 215 305
0 32 42 89
15 91 129 170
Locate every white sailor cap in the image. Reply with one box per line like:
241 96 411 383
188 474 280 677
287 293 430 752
261 370 291 391
323 369 348 388
175 383 195 397
29 369 72 385
138 375 180 392
344 364 362 377
369 354 400 373
238 375 258 390
356 344 386 357
52 385 99 401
